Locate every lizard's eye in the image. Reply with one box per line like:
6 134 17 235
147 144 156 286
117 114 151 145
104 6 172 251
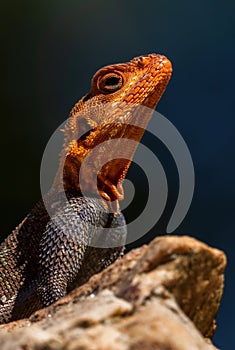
97 73 124 93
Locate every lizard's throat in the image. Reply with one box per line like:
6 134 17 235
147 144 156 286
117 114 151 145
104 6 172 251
62 124 144 203
63 153 127 204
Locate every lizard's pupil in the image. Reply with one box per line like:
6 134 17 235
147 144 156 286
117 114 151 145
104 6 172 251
104 76 120 88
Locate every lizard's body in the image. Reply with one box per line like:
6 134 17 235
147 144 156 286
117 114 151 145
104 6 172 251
0 54 172 323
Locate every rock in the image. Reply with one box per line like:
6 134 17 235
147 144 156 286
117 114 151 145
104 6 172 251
0 235 226 350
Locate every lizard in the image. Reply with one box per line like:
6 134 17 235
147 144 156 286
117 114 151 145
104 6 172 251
0 53 172 323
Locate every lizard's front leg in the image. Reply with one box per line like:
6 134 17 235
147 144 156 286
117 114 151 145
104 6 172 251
37 194 124 307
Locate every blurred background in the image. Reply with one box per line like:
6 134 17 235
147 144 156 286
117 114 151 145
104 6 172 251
1 1 234 347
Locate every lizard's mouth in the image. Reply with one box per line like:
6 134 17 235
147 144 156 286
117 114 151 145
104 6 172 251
142 57 172 110
143 80 171 110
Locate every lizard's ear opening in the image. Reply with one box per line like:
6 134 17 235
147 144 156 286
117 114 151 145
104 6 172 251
79 128 94 141
76 118 95 142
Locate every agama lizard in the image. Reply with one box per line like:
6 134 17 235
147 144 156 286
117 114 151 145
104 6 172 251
0 53 172 323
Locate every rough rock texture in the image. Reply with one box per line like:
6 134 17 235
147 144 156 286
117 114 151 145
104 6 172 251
0 235 226 350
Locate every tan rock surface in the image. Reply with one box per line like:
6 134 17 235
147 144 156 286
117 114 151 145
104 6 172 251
0 235 226 350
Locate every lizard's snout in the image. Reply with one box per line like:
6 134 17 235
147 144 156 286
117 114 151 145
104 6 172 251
135 53 172 75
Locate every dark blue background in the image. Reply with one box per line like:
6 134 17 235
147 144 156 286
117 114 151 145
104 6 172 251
1 1 234 348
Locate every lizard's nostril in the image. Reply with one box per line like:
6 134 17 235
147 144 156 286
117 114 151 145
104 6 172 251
137 56 152 67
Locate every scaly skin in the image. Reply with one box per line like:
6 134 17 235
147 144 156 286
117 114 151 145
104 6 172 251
0 53 172 323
